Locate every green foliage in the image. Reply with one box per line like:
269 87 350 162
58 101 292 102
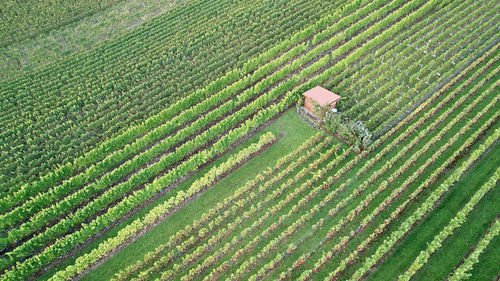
351 127 500 280
1 0 498 280
448 219 500 281
0 0 338 194
0 0 122 45
324 112 373 150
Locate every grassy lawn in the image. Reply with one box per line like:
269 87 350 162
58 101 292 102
66 109 319 281
365 141 500 281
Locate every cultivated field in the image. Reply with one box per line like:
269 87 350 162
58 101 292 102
0 0 498 280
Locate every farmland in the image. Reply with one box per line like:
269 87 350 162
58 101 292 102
0 0 498 280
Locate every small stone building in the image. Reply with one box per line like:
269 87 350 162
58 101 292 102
302 86 341 118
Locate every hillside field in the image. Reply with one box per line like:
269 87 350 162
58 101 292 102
0 0 499 280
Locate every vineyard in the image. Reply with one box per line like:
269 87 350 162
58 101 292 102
0 0 498 280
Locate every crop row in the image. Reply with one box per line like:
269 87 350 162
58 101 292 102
110 132 326 280
399 168 499 281
0 0 452 277
0 0 337 193
323 0 495 130
303 72 499 281
134 143 335 281
338 0 488 105
1 0 343 180
61 1 484 276
326 0 465 94
333 0 462 87
0 0 275 192
0 0 382 224
250 59 498 281
177 1 460 276
1 0 248 104
1 0 314 192
1 73 295 279
0 0 422 201
1 53 300 274
62 141 339 281
0 0 388 264
0 0 121 45
346 2 498 133
349 124 500 280
1 19 348 275
448 219 500 281
261 39 500 281
341 0 491 121
0 0 237 161
307 44 500 279
0 0 373 201
0 0 342 200
368 26 499 135
5 82 298 278
327 119 499 281
112 138 343 280
1 0 407 264
252 9 500 279
200 40 480 279
46 132 278 281
220 120 416 281
188 147 349 281
367 20 498 134
0 26 309 228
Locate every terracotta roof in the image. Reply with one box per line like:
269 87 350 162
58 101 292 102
302 86 341 106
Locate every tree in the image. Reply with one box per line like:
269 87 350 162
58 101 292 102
323 109 372 151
